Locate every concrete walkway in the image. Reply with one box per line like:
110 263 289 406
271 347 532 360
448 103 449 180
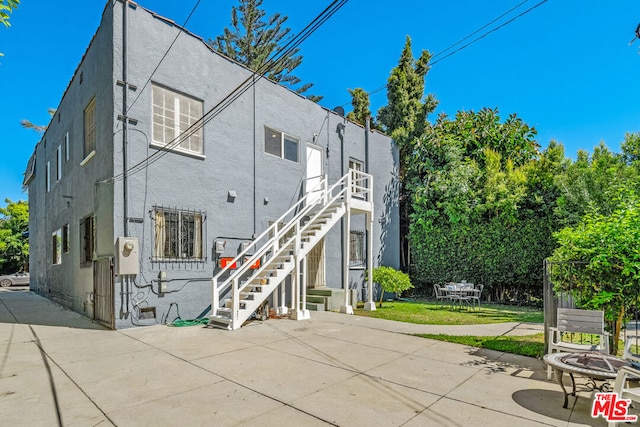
0 288 608 426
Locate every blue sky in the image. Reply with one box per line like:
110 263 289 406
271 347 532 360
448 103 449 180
1 0 639 203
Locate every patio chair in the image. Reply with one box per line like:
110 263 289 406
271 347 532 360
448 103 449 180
546 308 610 379
433 284 449 308
623 335 640 366
446 283 474 310
471 283 483 309
609 365 640 427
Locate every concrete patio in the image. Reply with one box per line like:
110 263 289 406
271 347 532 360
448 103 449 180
0 288 609 426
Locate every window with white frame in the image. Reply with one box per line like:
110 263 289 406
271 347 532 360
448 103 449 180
56 145 62 181
264 127 299 162
84 98 96 159
349 230 365 268
52 229 62 265
153 207 204 260
349 158 364 196
46 161 50 193
64 132 70 162
80 215 94 266
152 84 203 155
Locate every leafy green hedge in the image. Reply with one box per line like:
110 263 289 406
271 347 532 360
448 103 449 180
410 217 555 305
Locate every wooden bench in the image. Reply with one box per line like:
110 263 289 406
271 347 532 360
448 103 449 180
546 308 610 379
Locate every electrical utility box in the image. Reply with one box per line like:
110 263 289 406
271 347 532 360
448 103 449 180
115 237 140 275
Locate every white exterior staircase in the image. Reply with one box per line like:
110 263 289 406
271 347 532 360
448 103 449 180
209 169 375 330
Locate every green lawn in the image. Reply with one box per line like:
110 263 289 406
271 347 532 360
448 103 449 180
354 300 544 325
415 333 546 358
353 299 545 358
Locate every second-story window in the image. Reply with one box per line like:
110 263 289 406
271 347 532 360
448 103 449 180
56 145 62 181
84 98 96 160
265 127 298 162
152 84 203 155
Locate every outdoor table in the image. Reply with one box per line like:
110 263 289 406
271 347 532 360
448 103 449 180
543 351 631 408
443 284 479 310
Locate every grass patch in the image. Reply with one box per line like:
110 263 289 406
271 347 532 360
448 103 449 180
353 299 545 359
416 333 545 358
354 300 543 325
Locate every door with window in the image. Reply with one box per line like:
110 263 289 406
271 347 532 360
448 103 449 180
305 144 323 204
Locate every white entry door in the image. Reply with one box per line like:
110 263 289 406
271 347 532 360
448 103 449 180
306 144 323 203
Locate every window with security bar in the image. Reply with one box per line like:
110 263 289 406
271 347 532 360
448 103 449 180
350 230 365 268
152 84 203 155
153 207 204 260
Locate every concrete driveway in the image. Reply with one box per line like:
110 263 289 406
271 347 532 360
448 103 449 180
0 289 607 426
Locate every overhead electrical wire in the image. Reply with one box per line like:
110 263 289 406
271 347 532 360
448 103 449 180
106 0 348 184
430 0 548 66
429 0 531 62
338 0 548 107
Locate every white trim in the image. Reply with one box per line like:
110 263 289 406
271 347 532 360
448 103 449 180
64 132 70 162
56 145 62 181
149 142 206 160
80 150 96 166
46 161 50 193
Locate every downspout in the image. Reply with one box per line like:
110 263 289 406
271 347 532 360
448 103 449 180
253 76 257 236
365 116 370 173
122 1 130 319
337 122 346 290
364 116 370 301
122 0 129 237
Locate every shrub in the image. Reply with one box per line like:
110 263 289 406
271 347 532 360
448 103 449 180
371 266 413 307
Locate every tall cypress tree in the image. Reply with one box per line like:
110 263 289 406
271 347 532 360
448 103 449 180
209 0 320 100
346 88 375 128
377 36 437 270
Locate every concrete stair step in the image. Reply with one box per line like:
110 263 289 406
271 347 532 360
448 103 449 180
306 302 325 311
307 288 333 297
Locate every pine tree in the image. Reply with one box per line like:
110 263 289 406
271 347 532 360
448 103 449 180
209 0 320 100
378 36 437 167
346 88 376 128
377 36 438 271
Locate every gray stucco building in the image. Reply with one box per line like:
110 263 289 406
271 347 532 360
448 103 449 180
24 0 399 329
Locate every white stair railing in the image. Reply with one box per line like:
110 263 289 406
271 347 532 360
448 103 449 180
210 169 372 330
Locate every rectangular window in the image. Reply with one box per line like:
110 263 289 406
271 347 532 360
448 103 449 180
264 127 298 162
153 208 204 260
46 161 50 192
349 158 364 196
65 132 70 162
84 98 96 159
63 224 70 253
152 84 203 155
52 229 62 265
349 230 365 268
56 145 62 181
80 215 95 266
